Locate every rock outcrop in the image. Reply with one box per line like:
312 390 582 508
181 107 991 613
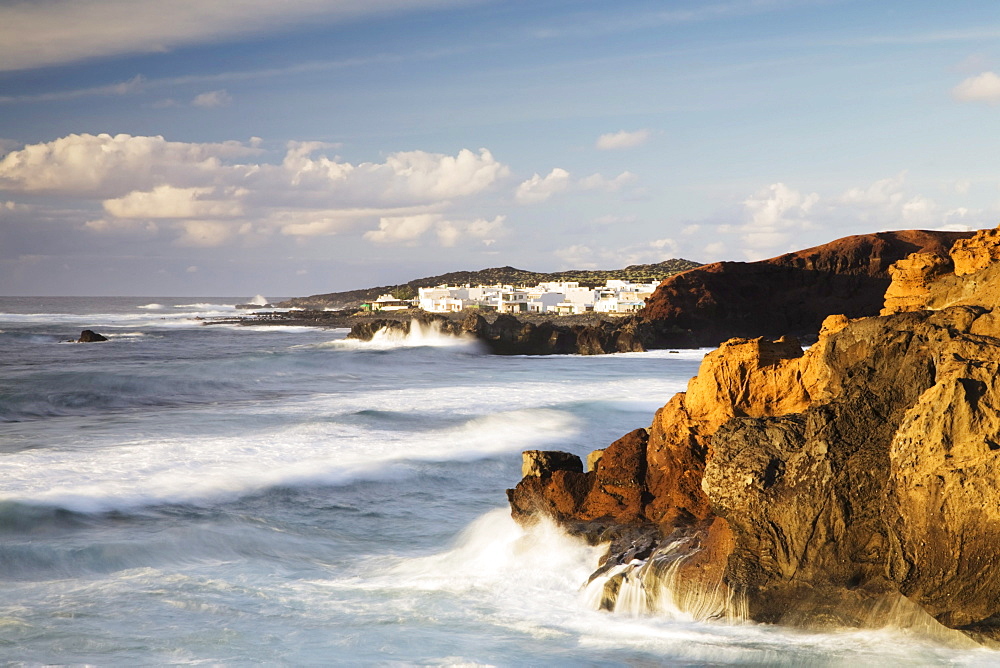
77 329 108 342
638 229 973 348
347 311 647 355
508 224 1000 644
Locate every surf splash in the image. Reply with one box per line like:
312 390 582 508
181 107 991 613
582 535 747 623
367 319 480 349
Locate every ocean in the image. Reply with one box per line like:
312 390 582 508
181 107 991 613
0 296 995 666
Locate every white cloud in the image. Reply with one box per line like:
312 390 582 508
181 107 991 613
84 218 159 234
703 241 726 257
595 129 651 150
364 214 438 244
0 133 511 247
0 133 260 195
554 244 596 268
578 171 636 192
364 213 505 247
0 0 477 72
952 71 1000 103
739 182 819 254
554 237 681 269
436 215 505 247
103 185 244 218
699 173 1000 261
192 89 232 108
515 168 571 204
176 221 237 247
516 168 635 204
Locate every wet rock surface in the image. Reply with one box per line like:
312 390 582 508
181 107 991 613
507 225 1000 644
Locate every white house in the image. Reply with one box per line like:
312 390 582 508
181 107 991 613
527 291 564 313
369 294 412 311
413 278 659 315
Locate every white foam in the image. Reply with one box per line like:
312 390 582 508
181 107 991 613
137 303 164 310
173 302 236 311
0 407 576 512
361 509 605 595
248 294 269 306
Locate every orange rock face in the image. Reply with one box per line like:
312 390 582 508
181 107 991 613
577 429 649 524
880 252 953 315
509 224 1000 641
950 225 1000 276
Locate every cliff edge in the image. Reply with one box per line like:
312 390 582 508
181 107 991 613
509 224 1000 643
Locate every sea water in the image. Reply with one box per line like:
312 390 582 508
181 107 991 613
0 297 996 666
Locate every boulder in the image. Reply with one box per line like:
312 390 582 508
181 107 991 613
77 329 108 342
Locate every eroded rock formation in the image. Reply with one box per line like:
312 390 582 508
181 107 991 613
508 225 1000 644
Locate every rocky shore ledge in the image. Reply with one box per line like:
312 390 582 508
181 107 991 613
507 225 1000 644
208 309 652 355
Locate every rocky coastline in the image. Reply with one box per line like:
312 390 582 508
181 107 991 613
212 229 973 356
208 309 652 355
507 225 1000 645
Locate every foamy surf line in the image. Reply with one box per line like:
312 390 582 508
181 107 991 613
0 408 576 513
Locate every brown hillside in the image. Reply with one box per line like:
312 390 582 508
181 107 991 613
639 230 975 347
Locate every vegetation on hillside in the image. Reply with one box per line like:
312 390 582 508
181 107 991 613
277 259 702 309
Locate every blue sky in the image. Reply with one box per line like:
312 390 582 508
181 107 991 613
2 0 1000 296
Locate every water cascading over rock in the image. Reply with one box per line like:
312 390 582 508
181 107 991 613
507 225 1000 644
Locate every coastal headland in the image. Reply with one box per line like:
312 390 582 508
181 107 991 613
507 225 1000 644
217 228 973 355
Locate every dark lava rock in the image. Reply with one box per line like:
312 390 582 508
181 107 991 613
77 329 108 342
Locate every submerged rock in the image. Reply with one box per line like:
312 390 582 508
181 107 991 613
507 224 1000 644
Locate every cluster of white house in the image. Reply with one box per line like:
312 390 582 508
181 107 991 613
365 279 660 315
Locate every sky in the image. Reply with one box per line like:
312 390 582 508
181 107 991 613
2 0 1000 297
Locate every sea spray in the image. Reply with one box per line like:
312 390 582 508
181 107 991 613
582 535 747 623
369 318 479 348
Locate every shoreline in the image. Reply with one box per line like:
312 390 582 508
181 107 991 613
204 308 651 355
202 307 635 330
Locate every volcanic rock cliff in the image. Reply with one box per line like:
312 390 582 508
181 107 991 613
508 225 1000 643
638 229 973 348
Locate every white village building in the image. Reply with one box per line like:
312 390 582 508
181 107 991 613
417 279 659 315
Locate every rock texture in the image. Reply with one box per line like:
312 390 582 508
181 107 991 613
638 229 972 348
508 225 1000 643
77 329 108 342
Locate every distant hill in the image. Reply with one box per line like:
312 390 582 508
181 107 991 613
640 230 976 347
276 259 702 310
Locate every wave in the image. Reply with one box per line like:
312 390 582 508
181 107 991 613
173 302 236 311
137 303 164 310
342 512 989 666
0 407 577 512
324 319 483 352
363 508 605 594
